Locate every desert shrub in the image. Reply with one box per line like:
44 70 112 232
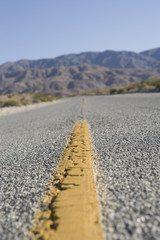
0 101 3 107
109 88 117 94
126 85 136 91
2 100 21 107
33 93 53 102
95 90 103 95
146 80 154 86
20 99 31 106
33 93 60 102
53 95 61 100
117 88 124 94
155 81 160 89
137 82 146 90
144 79 160 89
32 99 42 104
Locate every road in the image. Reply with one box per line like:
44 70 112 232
0 94 160 240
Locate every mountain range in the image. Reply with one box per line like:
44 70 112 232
0 48 160 95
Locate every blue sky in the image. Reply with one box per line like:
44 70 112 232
0 0 160 64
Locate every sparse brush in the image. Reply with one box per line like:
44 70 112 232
33 93 60 102
0 101 3 107
154 81 160 89
117 88 124 94
2 100 21 107
0 92 61 108
109 88 117 94
20 99 31 105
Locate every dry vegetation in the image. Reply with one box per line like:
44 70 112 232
0 93 61 108
79 78 160 96
0 79 159 108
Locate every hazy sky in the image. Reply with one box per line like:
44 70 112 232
0 0 160 64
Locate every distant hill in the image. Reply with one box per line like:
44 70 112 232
0 47 160 95
0 64 160 95
0 48 160 71
141 48 160 61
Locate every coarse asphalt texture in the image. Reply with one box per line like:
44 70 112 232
0 94 160 240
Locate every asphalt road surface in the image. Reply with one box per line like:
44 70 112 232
0 94 160 240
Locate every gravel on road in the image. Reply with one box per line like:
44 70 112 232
84 94 160 240
0 98 81 240
0 93 160 240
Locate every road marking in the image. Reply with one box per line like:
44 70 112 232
30 121 103 240
82 98 86 106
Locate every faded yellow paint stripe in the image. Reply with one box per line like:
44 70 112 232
30 121 103 240
82 98 86 106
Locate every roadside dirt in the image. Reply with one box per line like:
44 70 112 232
0 99 63 117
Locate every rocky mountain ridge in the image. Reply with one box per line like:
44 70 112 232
0 64 160 95
1 47 160 71
0 47 160 95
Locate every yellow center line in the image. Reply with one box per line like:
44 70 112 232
30 121 103 240
82 98 86 106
